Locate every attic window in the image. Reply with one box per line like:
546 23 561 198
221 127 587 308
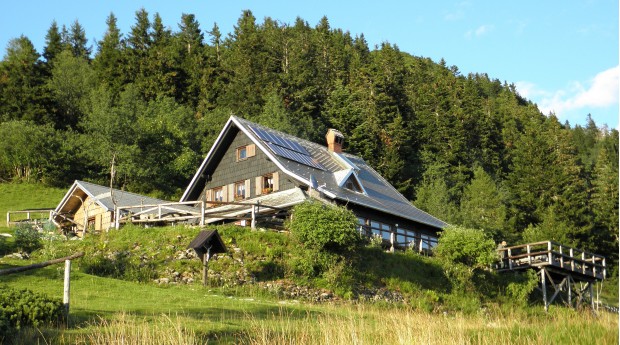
236 144 256 162
344 176 363 193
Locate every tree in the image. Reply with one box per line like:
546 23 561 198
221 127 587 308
93 13 125 95
0 36 49 124
0 121 57 181
43 21 63 65
68 20 91 59
414 163 459 224
459 166 506 238
47 50 95 129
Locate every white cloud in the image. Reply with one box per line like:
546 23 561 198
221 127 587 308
465 24 494 39
525 66 620 115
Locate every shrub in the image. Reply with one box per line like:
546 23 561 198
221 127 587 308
13 223 42 253
288 201 363 254
434 226 497 293
0 287 63 338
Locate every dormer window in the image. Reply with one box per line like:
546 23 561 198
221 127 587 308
344 176 363 193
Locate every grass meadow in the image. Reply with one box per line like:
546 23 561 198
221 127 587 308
0 262 617 344
0 182 617 344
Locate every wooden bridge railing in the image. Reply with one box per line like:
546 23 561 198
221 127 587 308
498 241 606 280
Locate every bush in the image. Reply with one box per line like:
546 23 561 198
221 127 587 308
434 226 497 293
13 223 42 253
288 201 363 254
0 287 63 338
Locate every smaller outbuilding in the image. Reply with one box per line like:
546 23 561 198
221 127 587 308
52 180 199 236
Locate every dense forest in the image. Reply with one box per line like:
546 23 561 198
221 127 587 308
0 10 617 263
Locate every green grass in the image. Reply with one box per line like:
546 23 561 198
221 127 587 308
0 182 67 231
0 182 617 344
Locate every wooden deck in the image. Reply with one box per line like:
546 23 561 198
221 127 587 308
497 241 606 282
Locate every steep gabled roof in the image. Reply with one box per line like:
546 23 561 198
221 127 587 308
182 116 447 229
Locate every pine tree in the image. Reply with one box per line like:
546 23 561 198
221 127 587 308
0 36 49 124
69 20 91 59
459 166 506 239
43 21 63 65
93 13 125 95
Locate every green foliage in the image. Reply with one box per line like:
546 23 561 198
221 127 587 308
434 225 497 293
0 286 63 337
13 223 42 253
504 270 539 306
289 201 363 254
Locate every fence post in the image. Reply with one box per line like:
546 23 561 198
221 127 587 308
63 260 71 320
251 205 256 230
200 201 205 226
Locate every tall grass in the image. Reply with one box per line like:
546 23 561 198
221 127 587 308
69 313 203 345
240 304 619 345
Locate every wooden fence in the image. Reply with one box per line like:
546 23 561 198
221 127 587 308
6 209 54 227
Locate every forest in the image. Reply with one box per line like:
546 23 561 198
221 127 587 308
0 9 617 264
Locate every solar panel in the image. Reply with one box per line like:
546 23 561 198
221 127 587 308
249 125 310 156
265 142 325 170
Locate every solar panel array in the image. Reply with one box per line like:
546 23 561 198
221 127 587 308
249 125 325 170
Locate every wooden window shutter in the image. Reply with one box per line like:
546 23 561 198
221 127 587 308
205 189 212 202
255 176 263 196
272 172 280 191
226 184 234 202
247 144 256 157
245 179 251 198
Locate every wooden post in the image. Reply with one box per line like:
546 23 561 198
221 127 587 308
567 275 572 308
589 282 595 311
202 246 212 287
63 259 71 319
541 268 548 312
251 205 256 230
527 245 532 265
389 225 396 253
200 201 205 226
508 248 513 270
570 248 575 272
547 241 552 264
559 245 564 268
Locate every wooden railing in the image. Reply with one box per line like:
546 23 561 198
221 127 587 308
114 201 206 229
114 200 287 230
497 241 606 280
6 209 54 227
357 224 438 254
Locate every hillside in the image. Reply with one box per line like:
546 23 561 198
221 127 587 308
0 182 618 343
0 10 617 270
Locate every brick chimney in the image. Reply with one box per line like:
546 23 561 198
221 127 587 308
326 129 344 153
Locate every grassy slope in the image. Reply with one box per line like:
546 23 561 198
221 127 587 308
0 183 618 344
0 182 67 231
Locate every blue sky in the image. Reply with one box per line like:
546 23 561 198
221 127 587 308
1 1 618 128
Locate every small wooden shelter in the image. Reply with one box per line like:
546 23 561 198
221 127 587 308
188 230 227 286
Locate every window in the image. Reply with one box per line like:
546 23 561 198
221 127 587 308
214 187 224 202
236 144 256 162
236 146 247 161
262 174 274 193
234 181 246 199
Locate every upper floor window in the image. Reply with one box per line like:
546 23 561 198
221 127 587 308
237 146 247 161
236 144 256 162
